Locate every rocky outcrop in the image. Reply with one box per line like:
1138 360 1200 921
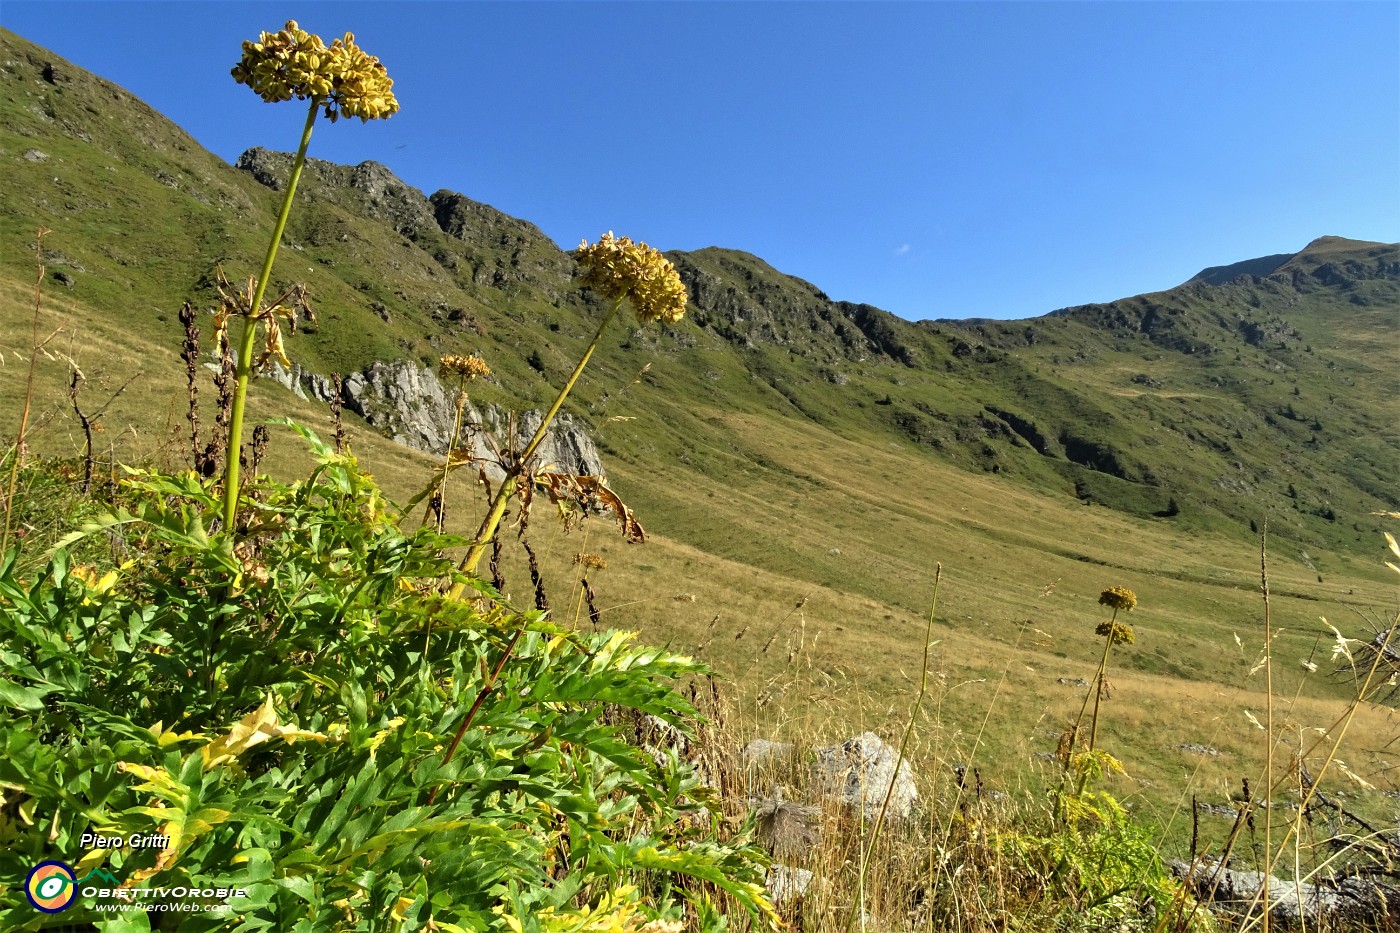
236 148 439 241
428 190 573 292
340 360 458 453
812 732 917 820
264 358 604 478
234 149 576 298
1172 857 1399 928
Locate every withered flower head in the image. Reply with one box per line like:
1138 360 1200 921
232 21 399 123
439 354 491 380
212 269 310 372
573 232 688 325
1095 620 1136 645
1098 586 1138 612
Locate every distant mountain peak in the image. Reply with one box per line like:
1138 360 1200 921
1187 236 1395 288
1298 235 1387 254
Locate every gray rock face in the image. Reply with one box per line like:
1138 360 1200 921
812 732 917 820
508 409 604 478
341 360 459 454
263 361 305 400
263 358 605 479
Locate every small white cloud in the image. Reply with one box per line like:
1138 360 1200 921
894 243 911 257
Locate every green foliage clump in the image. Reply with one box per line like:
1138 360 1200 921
1003 783 1213 933
0 423 775 931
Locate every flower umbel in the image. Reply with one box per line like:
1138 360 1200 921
1098 586 1138 613
1095 620 1136 645
573 232 687 324
232 20 399 122
439 354 491 381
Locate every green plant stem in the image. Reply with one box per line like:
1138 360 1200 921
1057 607 1120 810
846 564 941 933
446 295 625 598
424 380 471 533
431 297 625 802
221 97 319 531
1086 606 1121 752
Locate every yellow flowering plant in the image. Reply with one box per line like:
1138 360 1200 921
1060 586 1140 805
574 232 688 325
434 234 688 801
446 232 686 593
219 21 397 530
231 20 398 122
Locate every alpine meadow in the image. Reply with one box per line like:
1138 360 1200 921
1 24 1397 933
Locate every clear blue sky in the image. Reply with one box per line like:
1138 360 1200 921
4 1 1397 321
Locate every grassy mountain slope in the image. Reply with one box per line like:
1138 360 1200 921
3 29 1397 832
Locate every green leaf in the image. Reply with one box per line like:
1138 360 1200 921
0 678 56 711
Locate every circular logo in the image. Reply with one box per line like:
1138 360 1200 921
25 860 77 913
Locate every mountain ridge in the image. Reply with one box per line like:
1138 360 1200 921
2 26 1397 569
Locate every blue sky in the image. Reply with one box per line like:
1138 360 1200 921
4 1 1397 321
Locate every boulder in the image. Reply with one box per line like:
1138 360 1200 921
812 732 917 820
741 738 794 769
1172 857 1399 927
766 865 813 906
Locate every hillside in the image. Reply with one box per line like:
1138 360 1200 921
2 27 1398 832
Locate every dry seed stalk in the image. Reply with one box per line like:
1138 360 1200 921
3 228 52 551
67 365 137 495
330 372 345 453
179 302 204 470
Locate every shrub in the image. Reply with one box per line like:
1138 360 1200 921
0 424 775 930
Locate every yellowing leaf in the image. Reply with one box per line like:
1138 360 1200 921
202 693 330 770
75 848 109 873
117 762 183 797
365 717 405 762
390 896 415 922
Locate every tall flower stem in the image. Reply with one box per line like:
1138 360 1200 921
432 297 624 800
1085 605 1121 752
221 97 319 530
446 295 624 598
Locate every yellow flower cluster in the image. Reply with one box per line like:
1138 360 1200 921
1098 586 1138 612
573 232 688 325
232 21 399 123
439 354 491 380
573 553 608 570
1095 620 1136 645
